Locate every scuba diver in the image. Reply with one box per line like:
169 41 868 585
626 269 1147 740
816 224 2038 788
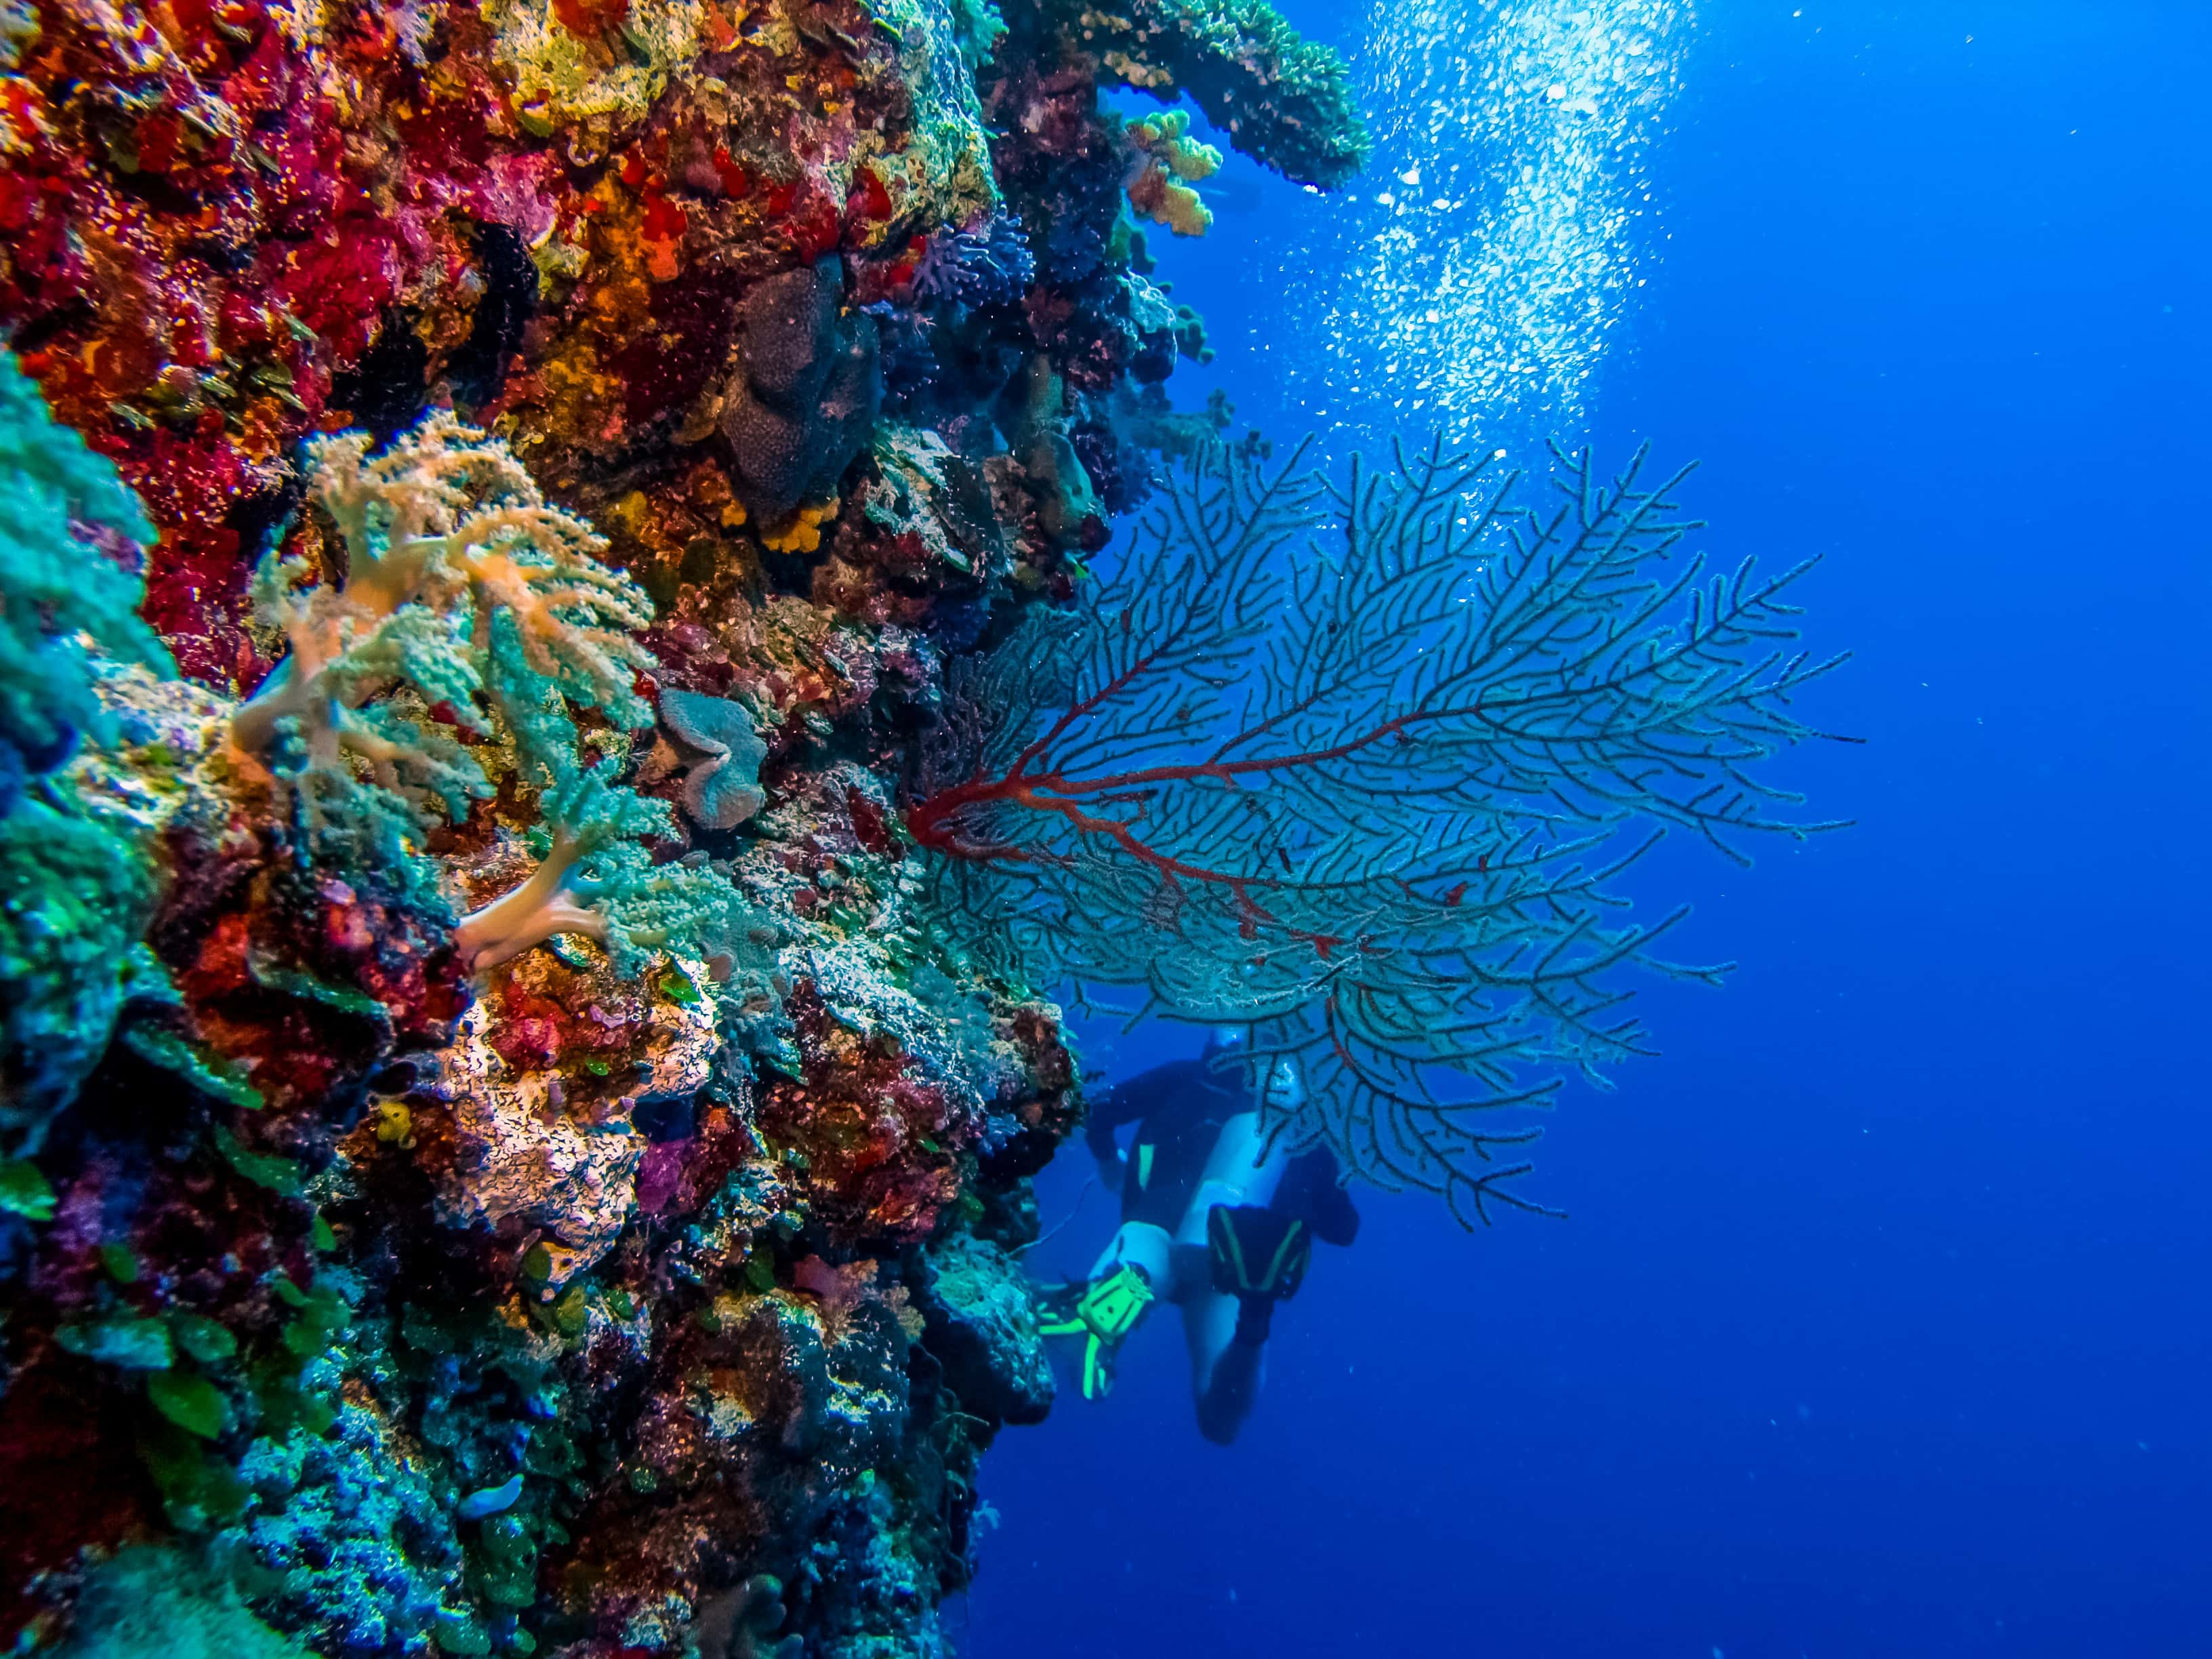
1039 1033 1359 1445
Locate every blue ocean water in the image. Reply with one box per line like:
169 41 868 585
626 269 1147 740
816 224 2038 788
970 5 2212 1656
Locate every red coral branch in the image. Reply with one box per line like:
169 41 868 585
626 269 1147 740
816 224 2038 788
907 434 1849 1220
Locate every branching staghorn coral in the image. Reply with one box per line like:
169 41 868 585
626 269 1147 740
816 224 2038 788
234 413 653 876
910 436 1847 1223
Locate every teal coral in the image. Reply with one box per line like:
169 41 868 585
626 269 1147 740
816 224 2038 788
0 803 160 1153
226 409 760 983
224 1405 476 1657
54 1545 309 1659
949 0 1008 67
859 0 1005 230
1051 0 1369 186
658 689 768 831
0 348 173 800
0 352 174 1153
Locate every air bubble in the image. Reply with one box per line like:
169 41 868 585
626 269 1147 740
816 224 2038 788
1287 0 1694 451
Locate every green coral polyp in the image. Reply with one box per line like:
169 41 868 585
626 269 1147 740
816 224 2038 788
0 1154 56 1219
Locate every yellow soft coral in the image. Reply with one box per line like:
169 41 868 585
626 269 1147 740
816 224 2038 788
760 497 838 554
1125 109 1222 238
483 0 704 161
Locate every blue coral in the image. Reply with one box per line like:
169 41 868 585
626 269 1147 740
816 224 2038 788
226 1404 472 1658
909 215 1036 310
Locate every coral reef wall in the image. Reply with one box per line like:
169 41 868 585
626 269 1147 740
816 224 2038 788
0 0 1358 1654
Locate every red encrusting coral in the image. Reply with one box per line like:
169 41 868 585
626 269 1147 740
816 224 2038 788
758 983 975 1249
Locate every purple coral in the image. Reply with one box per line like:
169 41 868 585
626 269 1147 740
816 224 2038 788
909 214 1038 310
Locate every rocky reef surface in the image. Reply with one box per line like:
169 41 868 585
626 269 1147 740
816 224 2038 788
0 0 1362 1653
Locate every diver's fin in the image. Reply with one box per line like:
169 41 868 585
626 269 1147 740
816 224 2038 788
1037 1264 1156 1400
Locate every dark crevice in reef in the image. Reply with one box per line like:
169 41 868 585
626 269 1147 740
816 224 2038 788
448 225 541 413
327 309 432 446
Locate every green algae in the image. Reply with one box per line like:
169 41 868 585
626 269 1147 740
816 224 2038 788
147 1370 229 1439
0 1154 54 1220
211 1126 302 1197
127 1028 267 1111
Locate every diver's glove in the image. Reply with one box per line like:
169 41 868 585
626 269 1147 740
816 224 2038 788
1206 1204 1311 1347
1037 1264 1156 1400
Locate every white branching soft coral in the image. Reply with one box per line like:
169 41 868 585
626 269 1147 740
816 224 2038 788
232 410 764 984
228 411 657 896
234 411 653 770
455 760 750 977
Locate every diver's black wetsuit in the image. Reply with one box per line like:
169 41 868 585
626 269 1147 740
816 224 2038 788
1084 1058 1360 1252
1067 1054 1358 1444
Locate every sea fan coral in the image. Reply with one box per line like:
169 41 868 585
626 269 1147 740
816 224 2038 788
910 434 1848 1223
